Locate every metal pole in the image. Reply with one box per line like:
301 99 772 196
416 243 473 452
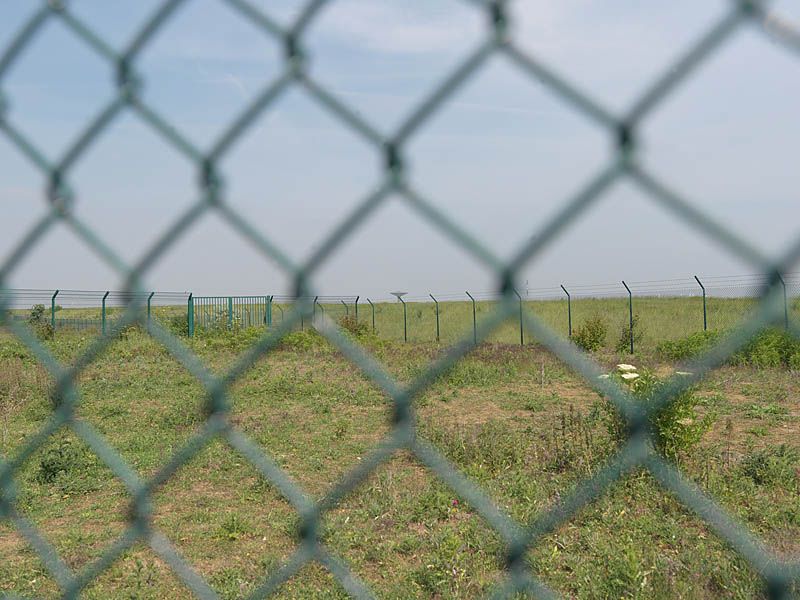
188 293 194 337
340 299 349 316
622 281 633 354
513 289 523 346
101 291 110 335
314 296 319 324
694 275 707 331
430 294 439 342
147 292 155 325
778 274 788 331
51 289 59 332
227 297 233 330
367 298 375 332
560 284 571 338
399 296 407 342
355 296 359 322
465 291 476 345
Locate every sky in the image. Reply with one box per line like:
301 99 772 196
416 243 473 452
1 0 799 300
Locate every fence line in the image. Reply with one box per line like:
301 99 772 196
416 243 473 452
4 273 798 352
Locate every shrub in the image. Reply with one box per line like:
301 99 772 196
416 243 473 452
278 329 328 352
27 304 54 340
572 316 607 352
35 435 98 493
657 328 800 369
599 366 712 461
615 314 644 353
733 328 800 369
339 315 370 338
166 314 189 337
656 330 721 361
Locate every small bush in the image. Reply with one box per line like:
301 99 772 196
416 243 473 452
278 329 328 352
572 316 607 352
35 436 98 493
615 314 644 353
339 315 370 338
599 366 712 461
656 330 721 361
657 328 800 369
734 328 800 369
167 314 189 337
27 304 54 340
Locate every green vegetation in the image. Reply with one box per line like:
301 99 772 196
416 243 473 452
599 366 713 461
0 315 798 598
658 328 800 368
571 315 607 353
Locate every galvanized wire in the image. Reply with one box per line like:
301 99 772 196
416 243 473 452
0 0 798 598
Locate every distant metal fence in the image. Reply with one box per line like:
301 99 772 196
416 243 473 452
1 1 799 598
3 276 797 352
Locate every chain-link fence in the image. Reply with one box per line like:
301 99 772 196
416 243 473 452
1 0 799 598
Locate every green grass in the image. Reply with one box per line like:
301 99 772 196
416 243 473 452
0 326 798 598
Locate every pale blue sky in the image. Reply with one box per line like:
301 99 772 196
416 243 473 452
1 0 799 299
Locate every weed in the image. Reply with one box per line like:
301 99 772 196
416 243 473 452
658 328 800 368
738 444 800 488
34 434 98 494
339 315 370 338
217 513 251 541
657 330 722 361
599 366 713 461
27 304 53 340
615 314 644 353
572 316 607 352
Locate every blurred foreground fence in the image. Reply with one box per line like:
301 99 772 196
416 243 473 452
3 273 798 352
2 0 800 598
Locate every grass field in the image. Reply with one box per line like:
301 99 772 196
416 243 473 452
1 306 798 599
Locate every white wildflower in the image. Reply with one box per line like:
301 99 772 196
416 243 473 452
598 374 611 379
620 372 640 380
676 371 693 376
617 364 637 372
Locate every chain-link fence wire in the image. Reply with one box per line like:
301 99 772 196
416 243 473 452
1 0 800 597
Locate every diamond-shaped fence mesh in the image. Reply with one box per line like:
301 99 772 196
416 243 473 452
1 0 799 598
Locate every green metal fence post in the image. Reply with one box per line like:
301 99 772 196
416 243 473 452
622 281 633 354
187 293 194 337
227 297 233 330
465 291 476 346
513 289 523 346
367 298 375 332
354 296 359 321
50 289 59 333
560 284 572 338
341 299 349 317
430 294 440 342
101 291 109 335
267 295 273 326
694 275 707 331
778 274 788 330
147 291 155 325
313 296 319 324
399 296 407 342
